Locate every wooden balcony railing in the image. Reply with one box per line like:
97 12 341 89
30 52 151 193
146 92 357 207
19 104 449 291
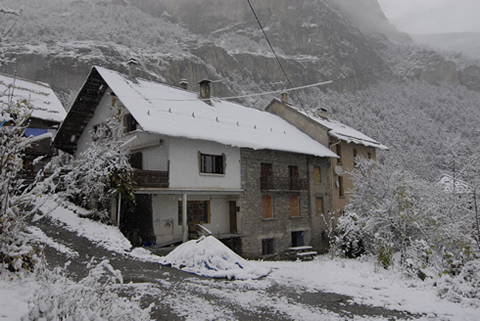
260 177 307 191
133 170 169 188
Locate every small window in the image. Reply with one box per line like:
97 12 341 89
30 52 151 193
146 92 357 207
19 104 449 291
262 195 273 218
262 238 274 255
291 231 305 247
353 149 358 166
290 195 300 217
178 201 210 225
367 152 372 159
289 165 299 190
123 113 138 133
316 197 324 215
336 145 342 164
338 176 345 198
313 166 321 184
129 152 143 169
260 163 273 189
200 153 224 174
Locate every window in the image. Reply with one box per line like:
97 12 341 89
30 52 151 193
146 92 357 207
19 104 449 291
336 145 342 164
290 195 300 217
367 152 372 159
260 163 273 189
291 231 305 247
316 197 324 215
353 149 358 166
200 153 224 174
178 201 210 225
289 165 299 190
123 113 138 133
338 176 345 198
313 166 321 184
262 238 274 255
129 152 142 169
262 195 273 218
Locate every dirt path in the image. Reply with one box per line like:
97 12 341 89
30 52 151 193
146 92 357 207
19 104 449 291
32 216 420 320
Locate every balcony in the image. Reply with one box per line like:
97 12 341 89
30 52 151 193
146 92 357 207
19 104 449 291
260 177 307 191
133 170 169 188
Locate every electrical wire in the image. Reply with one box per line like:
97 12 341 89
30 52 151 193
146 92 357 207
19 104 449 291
247 0 306 110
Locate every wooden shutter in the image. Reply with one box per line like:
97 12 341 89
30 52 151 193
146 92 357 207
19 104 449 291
262 195 273 218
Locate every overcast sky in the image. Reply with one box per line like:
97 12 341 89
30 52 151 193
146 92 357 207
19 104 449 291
378 0 480 35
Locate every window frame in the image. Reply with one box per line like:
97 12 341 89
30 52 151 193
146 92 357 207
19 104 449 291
262 195 273 219
262 238 275 255
199 152 225 175
316 197 324 215
290 195 300 217
178 200 211 225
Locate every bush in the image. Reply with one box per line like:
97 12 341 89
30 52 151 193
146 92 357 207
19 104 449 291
29 259 153 320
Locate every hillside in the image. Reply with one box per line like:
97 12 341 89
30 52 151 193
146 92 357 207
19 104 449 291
1 0 480 181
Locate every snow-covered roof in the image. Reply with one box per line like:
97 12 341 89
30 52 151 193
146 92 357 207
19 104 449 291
287 103 388 150
95 67 338 158
0 72 66 123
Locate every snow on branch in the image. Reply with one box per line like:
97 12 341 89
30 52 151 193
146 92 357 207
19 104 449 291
0 6 21 16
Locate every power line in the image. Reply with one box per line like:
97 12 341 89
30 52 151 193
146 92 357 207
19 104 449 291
247 0 306 110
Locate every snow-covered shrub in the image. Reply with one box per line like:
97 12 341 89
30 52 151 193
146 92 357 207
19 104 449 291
0 97 56 275
334 211 365 258
60 109 134 223
29 259 152 320
437 259 480 307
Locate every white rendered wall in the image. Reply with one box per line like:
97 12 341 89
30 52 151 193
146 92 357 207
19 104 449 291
152 194 231 244
168 137 241 189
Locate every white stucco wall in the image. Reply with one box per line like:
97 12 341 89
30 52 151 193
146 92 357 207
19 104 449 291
168 137 241 189
152 194 232 244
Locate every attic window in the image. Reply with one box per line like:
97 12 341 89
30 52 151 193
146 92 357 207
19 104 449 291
200 153 224 174
123 113 138 133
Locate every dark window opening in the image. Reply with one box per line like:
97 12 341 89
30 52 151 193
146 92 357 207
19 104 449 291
336 144 342 164
291 231 305 247
129 152 143 169
178 201 210 225
289 165 299 190
200 153 224 174
260 163 273 189
339 176 345 198
124 113 138 133
262 238 274 255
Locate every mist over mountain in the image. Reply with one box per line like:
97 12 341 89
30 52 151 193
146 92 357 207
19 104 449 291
1 0 480 181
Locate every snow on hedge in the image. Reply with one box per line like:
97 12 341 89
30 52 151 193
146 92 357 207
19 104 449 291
162 236 270 280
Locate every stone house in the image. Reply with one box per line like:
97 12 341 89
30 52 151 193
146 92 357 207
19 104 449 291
266 94 388 221
0 72 66 179
53 64 338 258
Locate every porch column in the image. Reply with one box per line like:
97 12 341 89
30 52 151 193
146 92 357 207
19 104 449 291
182 194 188 243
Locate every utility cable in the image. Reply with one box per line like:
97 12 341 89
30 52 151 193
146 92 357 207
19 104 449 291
247 0 306 110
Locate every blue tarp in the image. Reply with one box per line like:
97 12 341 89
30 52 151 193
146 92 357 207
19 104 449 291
24 128 47 137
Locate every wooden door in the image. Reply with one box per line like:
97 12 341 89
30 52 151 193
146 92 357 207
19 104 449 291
229 201 237 234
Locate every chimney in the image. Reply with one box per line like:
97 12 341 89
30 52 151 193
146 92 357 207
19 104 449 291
199 78 212 102
281 92 288 103
317 107 328 119
179 78 188 90
127 58 139 81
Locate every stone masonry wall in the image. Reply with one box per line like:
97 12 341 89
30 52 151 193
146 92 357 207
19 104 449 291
239 148 331 259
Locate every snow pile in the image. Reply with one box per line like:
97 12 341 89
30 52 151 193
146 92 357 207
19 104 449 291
162 236 270 280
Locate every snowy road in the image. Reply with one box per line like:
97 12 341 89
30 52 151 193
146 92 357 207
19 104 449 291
33 215 417 321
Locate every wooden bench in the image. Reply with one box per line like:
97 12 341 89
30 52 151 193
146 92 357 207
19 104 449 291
286 246 317 261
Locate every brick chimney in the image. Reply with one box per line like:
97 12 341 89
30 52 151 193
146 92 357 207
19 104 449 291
179 78 188 90
317 107 328 119
127 58 139 81
199 79 212 102
281 92 288 103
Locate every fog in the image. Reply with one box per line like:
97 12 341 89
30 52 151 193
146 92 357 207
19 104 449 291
378 0 480 35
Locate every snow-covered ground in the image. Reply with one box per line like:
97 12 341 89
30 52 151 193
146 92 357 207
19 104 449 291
1 197 479 320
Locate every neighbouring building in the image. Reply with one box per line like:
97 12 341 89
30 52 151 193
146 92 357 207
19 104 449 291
266 93 388 220
53 64 339 258
0 72 66 180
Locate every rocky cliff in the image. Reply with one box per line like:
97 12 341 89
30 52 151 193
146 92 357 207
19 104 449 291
0 0 479 107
